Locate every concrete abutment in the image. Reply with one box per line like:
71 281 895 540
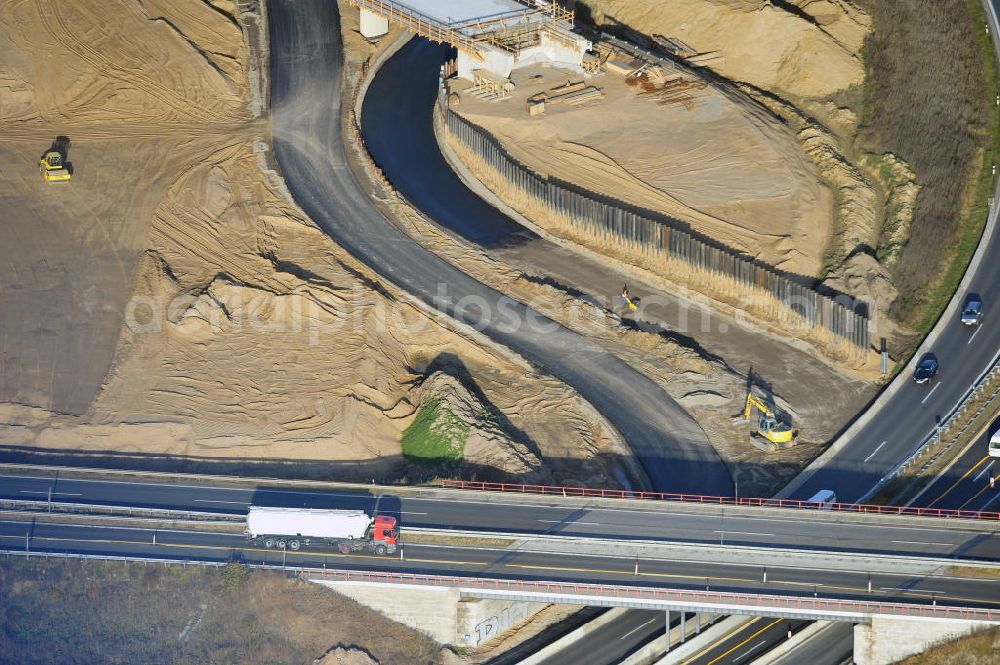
309 580 549 648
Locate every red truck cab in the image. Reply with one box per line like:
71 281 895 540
373 514 398 547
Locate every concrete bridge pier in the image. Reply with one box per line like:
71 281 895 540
853 617 990 665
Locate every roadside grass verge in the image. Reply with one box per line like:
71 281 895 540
894 625 1000 664
859 0 999 339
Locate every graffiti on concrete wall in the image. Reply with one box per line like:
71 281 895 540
473 602 532 645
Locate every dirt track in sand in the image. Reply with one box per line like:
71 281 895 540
0 0 627 488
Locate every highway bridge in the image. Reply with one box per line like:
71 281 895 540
1 468 998 622
4 0 1000 661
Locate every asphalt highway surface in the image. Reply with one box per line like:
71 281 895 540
3 473 998 562
679 617 810 665
911 426 1000 513
2 518 996 609
763 622 853 665
265 0 730 497
534 610 669 665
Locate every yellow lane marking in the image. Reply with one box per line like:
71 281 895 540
927 454 990 509
703 618 784 665
676 618 760 665
958 483 994 511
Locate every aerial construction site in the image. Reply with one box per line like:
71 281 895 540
1 0 999 663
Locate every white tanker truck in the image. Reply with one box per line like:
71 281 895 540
245 506 399 555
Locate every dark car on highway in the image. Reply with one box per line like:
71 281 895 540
961 293 983 326
912 353 939 385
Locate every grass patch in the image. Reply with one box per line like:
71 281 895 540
401 398 469 464
857 0 999 332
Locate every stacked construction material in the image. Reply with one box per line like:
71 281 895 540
526 80 604 115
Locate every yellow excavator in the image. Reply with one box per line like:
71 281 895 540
742 392 796 446
39 150 71 183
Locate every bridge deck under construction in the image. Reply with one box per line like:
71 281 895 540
349 0 576 60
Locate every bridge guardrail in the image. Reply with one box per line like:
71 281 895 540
439 480 1000 521
303 568 999 624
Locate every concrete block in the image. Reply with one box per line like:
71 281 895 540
312 581 459 644
359 9 389 39
854 616 990 665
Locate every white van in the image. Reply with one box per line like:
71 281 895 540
989 430 1000 458
807 489 837 509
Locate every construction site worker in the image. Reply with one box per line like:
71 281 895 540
620 284 638 311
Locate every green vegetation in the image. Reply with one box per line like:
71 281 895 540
0 557 441 665
401 398 469 463
857 0 999 332
895 625 1000 664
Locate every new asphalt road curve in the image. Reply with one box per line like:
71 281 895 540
266 0 731 497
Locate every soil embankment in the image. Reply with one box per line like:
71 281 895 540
0 0 629 489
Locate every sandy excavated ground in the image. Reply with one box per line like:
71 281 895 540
0 0 625 488
578 0 868 100
455 64 834 276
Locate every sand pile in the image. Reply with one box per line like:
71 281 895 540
0 0 625 487
314 647 379 665
0 0 247 123
578 0 867 99
454 64 834 276
0 136 624 484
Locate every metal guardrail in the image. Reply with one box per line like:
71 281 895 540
439 480 1000 520
0 499 243 522
857 350 1000 504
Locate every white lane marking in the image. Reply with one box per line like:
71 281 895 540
712 531 775 537
864 441 887 463
18 490 81 496
735 640 767 662
620 618 657 640
890 540 954 547
537 520 601 525
920 383 941 404
973 460 995 483
193 499 249 505
401 511 427 515
881 587 946 595
968 326 982 344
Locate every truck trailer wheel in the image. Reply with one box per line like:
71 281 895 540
338 543 351 554
276 539 286 550
263 538 275 549
289 540 301 551
374 544 387 556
